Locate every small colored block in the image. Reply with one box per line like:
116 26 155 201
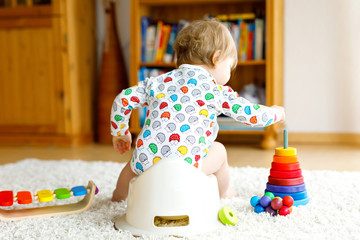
270 169 302 178
0 191 14 206
273 155 298 164
17 191 32 204
37 190 54 202
272 162 301 171
71 186 87 196
275 147 297 156
54 188 71 199
266 183 306 193
268 176 304 186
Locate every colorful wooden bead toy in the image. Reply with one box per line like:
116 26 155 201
0 184 98 207
0 181 98 221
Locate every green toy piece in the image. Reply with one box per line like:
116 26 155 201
218 206 238 226
264 192 275 200
54 188 71 199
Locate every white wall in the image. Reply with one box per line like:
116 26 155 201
284 0 360 133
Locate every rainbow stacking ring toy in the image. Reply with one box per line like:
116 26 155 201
264 130 309 206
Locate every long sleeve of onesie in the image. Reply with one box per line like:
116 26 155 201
216 85 282 127
110 79 150 136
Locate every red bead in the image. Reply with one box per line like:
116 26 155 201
283 195 294 207
279 206 291 216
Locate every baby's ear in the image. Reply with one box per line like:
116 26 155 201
211 50 222 65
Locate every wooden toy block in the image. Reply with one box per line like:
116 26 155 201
54 188 71 199
37 190 54 202
0 191 13 207
17 191 32 204
71 186 87 196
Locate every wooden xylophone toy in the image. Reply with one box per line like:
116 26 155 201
0 181 98 221
265 130 310 207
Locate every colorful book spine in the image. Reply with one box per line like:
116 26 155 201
254 18 264 60
145 25 156 62
239 20 248 61
247 23 254 61
164 24 178 63
141 17 150 63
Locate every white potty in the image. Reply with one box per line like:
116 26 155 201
114 158 223 237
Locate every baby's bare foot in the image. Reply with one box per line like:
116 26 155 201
221 188 238 199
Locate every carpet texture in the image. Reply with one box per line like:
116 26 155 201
1 159 360 240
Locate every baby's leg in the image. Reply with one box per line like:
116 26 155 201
112 161 137 202
201 141 237 199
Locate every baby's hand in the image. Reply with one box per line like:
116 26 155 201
113 133 132 154
272 105 285 123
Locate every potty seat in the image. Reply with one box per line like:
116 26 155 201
114 158 223 236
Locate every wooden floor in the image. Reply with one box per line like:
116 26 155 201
0 143 359 171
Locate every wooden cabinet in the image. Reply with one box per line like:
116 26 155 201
130 0 284 148
0 0 96 145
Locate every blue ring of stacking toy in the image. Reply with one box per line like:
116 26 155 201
265 190 308 200
266 183 306 193
293 197 310 207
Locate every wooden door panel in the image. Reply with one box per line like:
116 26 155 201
0 18 64 134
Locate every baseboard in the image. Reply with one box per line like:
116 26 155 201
289 133 360 145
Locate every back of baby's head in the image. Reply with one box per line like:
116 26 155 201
173 19 237 69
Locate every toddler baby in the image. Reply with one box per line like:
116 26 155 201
110 19 285 202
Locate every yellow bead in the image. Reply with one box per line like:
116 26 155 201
37 190 54 202
275 147 297 156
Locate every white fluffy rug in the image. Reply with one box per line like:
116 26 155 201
1 159 360 240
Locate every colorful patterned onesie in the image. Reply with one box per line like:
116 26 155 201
111 64 281 175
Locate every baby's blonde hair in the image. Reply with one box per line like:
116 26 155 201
173 19 238 70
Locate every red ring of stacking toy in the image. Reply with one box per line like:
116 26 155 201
268 176 304 186
270 169 302 178
271 162 301 171
273 155 298 164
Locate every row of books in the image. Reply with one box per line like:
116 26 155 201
141 13 265 64
219 13 265 61
141 17 189 64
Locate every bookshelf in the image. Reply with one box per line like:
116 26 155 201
130 0 284 149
